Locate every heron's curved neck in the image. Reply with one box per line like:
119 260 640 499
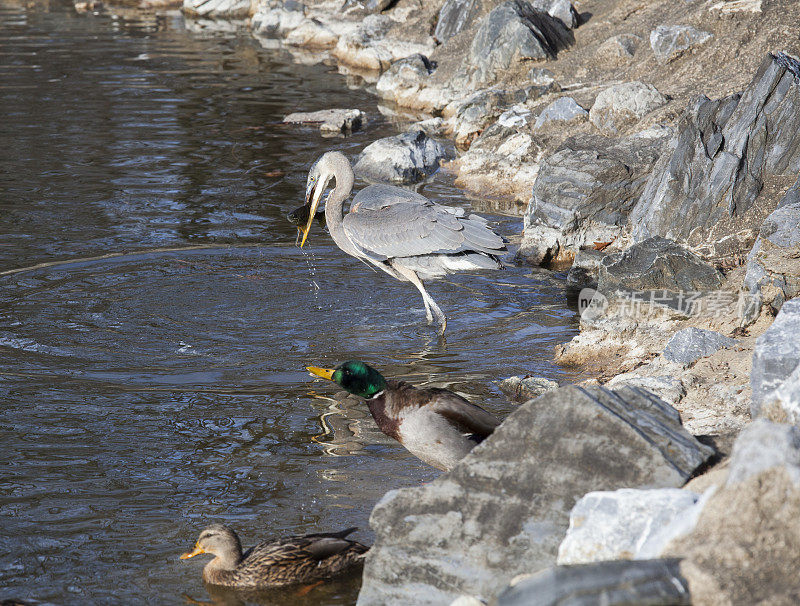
323 154 359 258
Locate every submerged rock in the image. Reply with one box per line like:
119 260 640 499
589 81 667 135
496 559 691 606
496 375 559 402
282 108 364 135
662 328 736 365
650 25 713 65
598 237 724 296
354 130 451 184
751 298 800 416
631 53 800 259
557 488 699 565
356 385 712 604
463 0 573 88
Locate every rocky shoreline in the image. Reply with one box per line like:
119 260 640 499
102 0 800 602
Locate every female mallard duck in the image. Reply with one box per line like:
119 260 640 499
180 524 367 588
307 360 501 471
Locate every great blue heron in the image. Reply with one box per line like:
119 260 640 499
299 151 506 334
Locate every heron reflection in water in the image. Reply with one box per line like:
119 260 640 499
298 151 507 334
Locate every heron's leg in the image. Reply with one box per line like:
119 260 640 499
392 264 447 332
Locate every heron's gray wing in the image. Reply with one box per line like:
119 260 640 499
351 184 433 212
342 201 505 260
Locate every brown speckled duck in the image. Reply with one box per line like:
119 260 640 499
307 360 501 471
180 524 367 588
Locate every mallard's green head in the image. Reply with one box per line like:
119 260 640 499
307 360 387 399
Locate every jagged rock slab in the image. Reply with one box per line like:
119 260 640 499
376 54 435 105
530 0 578 29
354 130 451 184
744 201 800 317
182 0 249 17
565 248 605 291
664 419 800 605
751 298 800 416
496 375 559 402
760 365 800 427
282 108 364 135
519 134 667 266
251 3 306 35
534 96 587 130
779 174 800 208
447 87 533 148
596 34 642 65
356 385 713 605
598 237 724 296
650 25 712 65
631 53 800 259
557 488 699 565
496 559 691 606
463 0 573 88
589 81 667 135
663 328 736 365
434 0 481 42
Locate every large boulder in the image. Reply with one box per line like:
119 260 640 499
744 201 800 316
630 53 800 259
649 25 713 65
518 132 667 266
463 0 573 88
533 96 588 131
496 559 691 606
557 489 699 565
589 81 667 135
376 54 435 105
663 420 800 605
356 385 713 605
598 237 724 296
433 0 482 42
751 298 800 417
354 130 451 184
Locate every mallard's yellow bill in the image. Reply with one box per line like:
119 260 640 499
180 544 205 559
307 366 335 381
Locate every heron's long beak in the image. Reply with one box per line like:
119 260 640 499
300 180 324 249
307 366 335 381
180 543 205 560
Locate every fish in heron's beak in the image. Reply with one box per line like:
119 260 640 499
307 366 336 381
299 179 322 248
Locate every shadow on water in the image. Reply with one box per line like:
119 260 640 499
0 2 580 605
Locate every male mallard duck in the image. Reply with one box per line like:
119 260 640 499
180 524 367 588
307 361 501 471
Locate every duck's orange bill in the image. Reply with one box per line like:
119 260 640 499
180 544 205 560
307 366 335 381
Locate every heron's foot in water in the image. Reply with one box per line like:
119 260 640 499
437 317 447 336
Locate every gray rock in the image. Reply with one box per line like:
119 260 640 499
534 96 588 130
557 488 699 565
598 237 724 296
354 130 451 185
183 0 249 17
376 54 435 101
727 419 800 485
589 81 667 135
779 173 800 208
356 385 713 604
744 201 800 316
464 0 573 88
497 375 559 402
282 108 364 135
528 66 557 86
251 3 305 34
365 0 397 12
630 53 800 259
663 327 736 365
565 248 605 291
434 0 481 42
519 134 667 266
450 87 532 148
496 559 691 606
596 34 642 65
529 0 578 29
650 25 713 65
761 365 800 426
497 104 533 128
751 298 800 415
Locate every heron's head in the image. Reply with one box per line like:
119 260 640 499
180 524 242 567
307 360 387 399
300 153 337 248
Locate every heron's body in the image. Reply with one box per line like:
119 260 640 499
307 362 501 471
181 525 367 589
300 152 507 333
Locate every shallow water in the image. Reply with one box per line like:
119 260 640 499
0 4 579 605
